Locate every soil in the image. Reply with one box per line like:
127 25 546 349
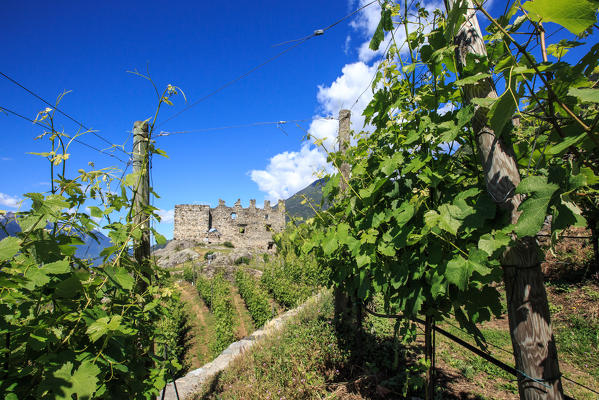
177 280 215 369
230 285 254 339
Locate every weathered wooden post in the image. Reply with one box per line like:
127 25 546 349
338 109 351 193
132 120 151 289
444 1 564 398
334 109 363 332
424 315 434 400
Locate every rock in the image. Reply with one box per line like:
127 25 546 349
156 248 199 269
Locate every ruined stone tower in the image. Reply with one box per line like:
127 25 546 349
173 199 285 250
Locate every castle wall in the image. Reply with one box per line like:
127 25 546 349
173 199 285 250
174 204 210 240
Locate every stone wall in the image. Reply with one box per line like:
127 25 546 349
157 292 323 400
173 205 210 241
173 199 285 250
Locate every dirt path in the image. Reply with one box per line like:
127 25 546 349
230 285 254 340
177 281 216 368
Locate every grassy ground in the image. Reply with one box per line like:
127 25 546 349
170 236 599 399
189 280 599 400
230 285 255 340
192 291 353 400
177 281 218 368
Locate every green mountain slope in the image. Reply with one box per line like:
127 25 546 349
275 178 330 223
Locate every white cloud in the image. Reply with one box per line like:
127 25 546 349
343 35 352 55
157 208 174 224
438 103 455 115
309 61 378 151
349 0 382 36
250 144 332 201
250 61 379 202
0 193 21 209
1 157 12 161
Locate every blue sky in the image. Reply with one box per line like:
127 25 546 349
1 0 595 240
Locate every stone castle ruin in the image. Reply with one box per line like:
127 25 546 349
174 199 286 250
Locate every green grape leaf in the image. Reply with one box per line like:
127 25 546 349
489 90 517 136
552 198 586 234
568 87 599 103
53 360 100 400
393 202 415 226
377 241 396 257
445 255 470 290
0 237 21 261
381 152 404 176
88 206 103 218
154 231 167 245
438 204 463 236
515 176 559 237
470 97 496 108
322 232 338 255
523 0 598 35
478 232 511 256
54 275 83 298
123 171 141 187
24 267 51 288
86 315 123 342
424 210 440 229
369 8 392 51
43 259 70 274
356 254 371 268
546 132 587 155
454 73 490 87
105 266 135 291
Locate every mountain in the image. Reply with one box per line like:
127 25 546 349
276 178 330 223
0 212 112 266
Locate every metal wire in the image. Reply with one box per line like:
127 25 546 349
0 71 128 156
157 0 378 128
0 104 127 164
155 117 336 137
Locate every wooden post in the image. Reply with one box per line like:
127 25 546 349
338 109 351 193
445 1 563 398
334 109 351 328
334 109 364 333
424 316 433 400
132 120 151 288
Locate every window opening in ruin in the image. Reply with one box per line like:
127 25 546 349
239 226 245 234
265 224 272 231
265 214 269 220
267 242 274 250
231 212 237 220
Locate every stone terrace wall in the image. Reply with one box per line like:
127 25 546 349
173 199 285 250
157 293 322 400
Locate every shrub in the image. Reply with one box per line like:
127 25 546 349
196 275 213 307
223 241 234 248
183 264 195 283
204 251 214 260
234 256 251 265
156 295 192 379
0 76 186 399
197 274 235 353
260 261 313 309
198 291 349 400
235 269 272 327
